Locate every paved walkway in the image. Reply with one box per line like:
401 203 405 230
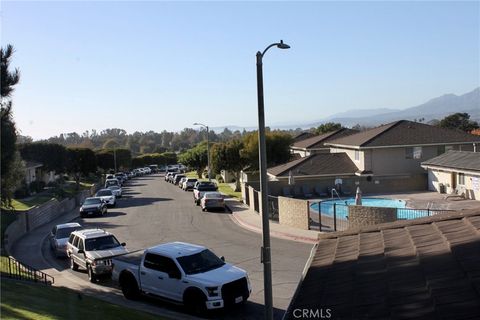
225 199 319 244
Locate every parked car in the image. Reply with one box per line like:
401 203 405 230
168 172 180 183
200 192 225 212
193 182 218 205
67 229 127 282
95 188 116 207
112 242 251 313
80 197 108 217
178 177 188 189
115 173 126 185
174 174 186 186
49 222 83 257
107 185 123 198
106 174 115 180
105 178 121 188
183 178 198 191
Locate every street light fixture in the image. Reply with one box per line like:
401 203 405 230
256 40 290 320
193 122 211 182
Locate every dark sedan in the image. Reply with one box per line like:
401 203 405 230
80 197 107 218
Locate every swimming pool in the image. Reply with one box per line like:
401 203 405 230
310 197 430 220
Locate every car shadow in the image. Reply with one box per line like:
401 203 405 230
75 284 286 320
115 197 172 209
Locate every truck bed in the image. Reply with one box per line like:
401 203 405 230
113 249 145 266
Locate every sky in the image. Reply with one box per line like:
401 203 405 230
2 1 479 140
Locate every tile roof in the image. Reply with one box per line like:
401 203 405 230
293 132 316 143
267 153 358 177
292 128 358 149
326 120 480 148
286 210 480 320
422 151 480 172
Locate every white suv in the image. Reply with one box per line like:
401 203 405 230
67 229 127 282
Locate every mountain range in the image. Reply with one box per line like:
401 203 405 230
211 87 480 132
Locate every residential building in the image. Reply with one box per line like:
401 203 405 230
422 150 480 200
326 120 480 176
290 128 358 158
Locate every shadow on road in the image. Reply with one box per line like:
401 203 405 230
115 197 172 209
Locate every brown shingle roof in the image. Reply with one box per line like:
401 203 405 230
292 128 358 149
267 153 358 177
326 120 480 148
293 132 315 143
422 151 480 172
286 210 480 320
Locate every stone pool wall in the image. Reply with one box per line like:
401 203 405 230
348 205 397 228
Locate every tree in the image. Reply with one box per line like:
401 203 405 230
18 143 68 174
178 142 208 178
241 131 293 170
315 122 342 134
210 140 247 191
1 44 21 206
438 113 479 132
66 148 97 189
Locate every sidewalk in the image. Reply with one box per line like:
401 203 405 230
225 199 320 244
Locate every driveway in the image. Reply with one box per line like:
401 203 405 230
36 174 313 319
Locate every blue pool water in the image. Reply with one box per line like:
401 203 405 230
310 198 430 220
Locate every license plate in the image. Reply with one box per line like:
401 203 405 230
235 296 243 304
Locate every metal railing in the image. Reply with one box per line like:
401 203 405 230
0 256 54 285
308 201 454 232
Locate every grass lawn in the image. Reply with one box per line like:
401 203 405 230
184 171 242 199
1 280 165 320
2 196 54 212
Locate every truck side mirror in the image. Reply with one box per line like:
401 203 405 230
121 242 126 247
220 256 225 262
78 249 84 254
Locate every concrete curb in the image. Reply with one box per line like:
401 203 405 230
229 211 319 244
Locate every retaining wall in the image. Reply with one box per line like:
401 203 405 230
348 205 397 229
4 189 92 254
278 196 310 230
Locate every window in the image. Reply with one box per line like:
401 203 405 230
144 253 180 277
458 173 465 185
68 234 75 244
72 236 80 248
406 147 422 159
78 239 84 251
354 150 360 161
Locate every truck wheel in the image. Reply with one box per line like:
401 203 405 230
121 274 140 300
87 265 97 283
184 289 207 315
70 257 79 271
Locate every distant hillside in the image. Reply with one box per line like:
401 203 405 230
305 87 480 128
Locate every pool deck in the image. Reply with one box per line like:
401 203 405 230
309 191 480 211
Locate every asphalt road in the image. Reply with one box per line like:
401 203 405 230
44 174 313 319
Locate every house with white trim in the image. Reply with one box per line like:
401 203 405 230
421 151 480 200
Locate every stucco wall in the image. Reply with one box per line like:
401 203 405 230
348 205 397 228
278 196 309 230
428 169 480 200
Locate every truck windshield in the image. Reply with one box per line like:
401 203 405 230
177 249 225 275
85 235 121 251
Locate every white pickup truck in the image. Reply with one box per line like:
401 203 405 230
112 242 251 313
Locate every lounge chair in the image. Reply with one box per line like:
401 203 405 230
302 185 313 198
282 186 293 198
444 186 466 200
314 185 328 197
293 185 303 198
341 187 352 196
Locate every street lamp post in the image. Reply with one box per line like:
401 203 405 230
256 40 290 320
193 123 211 181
